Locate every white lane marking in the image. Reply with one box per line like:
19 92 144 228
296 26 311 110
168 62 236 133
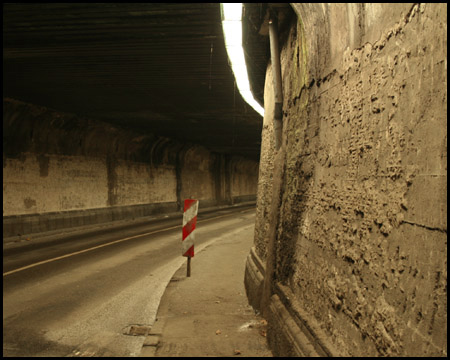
3 208 254 277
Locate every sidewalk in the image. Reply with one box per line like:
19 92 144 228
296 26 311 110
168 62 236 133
140 219 273 357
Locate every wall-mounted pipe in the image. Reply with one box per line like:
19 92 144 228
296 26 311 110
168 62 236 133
269 16 283 151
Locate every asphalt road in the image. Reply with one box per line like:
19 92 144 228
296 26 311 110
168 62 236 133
3 206 256 357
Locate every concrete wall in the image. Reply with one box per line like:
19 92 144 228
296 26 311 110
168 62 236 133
3 98 258 239
245 3 447 357
114 160 177 207
231 158 260 201
3 153 109 215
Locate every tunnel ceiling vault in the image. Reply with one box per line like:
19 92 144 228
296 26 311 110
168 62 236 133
3 3 272 161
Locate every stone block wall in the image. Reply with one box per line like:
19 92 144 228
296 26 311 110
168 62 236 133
246 3 447 357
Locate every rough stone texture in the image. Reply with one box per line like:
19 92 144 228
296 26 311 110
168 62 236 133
253 3 447 357
3 98 258 236
253 64 276 263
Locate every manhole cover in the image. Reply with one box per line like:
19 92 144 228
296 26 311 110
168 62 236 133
123 324 151 336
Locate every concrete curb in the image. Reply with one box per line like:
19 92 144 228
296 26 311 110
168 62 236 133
140 267 186 356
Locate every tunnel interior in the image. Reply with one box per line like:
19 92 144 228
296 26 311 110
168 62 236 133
3 3 447 358
3 3 271 160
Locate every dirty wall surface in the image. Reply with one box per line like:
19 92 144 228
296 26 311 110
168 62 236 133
253 3 446 357
3 99 258 236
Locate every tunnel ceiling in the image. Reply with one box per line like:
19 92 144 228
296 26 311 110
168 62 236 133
3 3 271 161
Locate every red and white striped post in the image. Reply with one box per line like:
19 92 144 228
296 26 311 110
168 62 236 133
182 199 199 277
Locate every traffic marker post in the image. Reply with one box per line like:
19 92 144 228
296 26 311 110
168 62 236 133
182 199 198 277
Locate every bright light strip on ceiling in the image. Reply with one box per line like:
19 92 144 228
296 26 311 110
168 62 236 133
221 3 265 117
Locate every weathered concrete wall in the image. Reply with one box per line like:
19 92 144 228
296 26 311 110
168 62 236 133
231 158 260 202
3 153 178 216
114 160 177 207
3 153 109 215
179 145 216 207
246 3 447 357
3 98 258 238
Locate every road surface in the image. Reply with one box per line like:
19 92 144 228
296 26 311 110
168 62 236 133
3 206 256 357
